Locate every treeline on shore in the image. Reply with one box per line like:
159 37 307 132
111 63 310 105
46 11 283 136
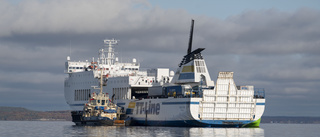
1 106 320 123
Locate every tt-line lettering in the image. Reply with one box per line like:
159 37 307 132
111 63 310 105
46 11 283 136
135 101 160 115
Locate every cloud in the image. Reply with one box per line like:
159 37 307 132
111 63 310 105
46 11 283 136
0 0 135 36
0 71 64 84
190 8 320 56
0 0 191 37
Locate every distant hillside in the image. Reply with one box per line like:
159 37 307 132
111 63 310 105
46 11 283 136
0 106 33 112
1 106 320 123
261 116 320 124
0 106 71 121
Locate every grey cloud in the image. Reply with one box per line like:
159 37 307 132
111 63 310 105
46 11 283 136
194 8 320 55
0 0 135 36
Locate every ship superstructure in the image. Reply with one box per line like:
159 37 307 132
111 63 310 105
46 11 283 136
64 39 173 111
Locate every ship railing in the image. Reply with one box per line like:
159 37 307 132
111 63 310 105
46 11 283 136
111 71 147 77
136 71 148 76
116 62 139 66
130 76 157 86
111 74 130 77
254 88 265 99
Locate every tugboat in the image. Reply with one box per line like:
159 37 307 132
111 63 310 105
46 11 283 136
74 70 131 126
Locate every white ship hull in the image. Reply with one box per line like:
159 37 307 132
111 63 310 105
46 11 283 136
116 97 265 127
64 71 100 111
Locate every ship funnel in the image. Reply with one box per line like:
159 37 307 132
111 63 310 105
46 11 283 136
170 19 214 87
187 19 194 54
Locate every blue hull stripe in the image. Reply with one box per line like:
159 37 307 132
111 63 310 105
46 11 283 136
71 102 261 106
162 101 199 105
132 120 254 127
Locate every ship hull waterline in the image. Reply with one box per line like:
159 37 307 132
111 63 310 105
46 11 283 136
114 97 265 127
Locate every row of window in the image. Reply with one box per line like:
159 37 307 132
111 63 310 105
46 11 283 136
178 73 195 80
122 68 139 71
195 60 205 66
113 87 129 100
68 66 138 70
196 66 206 73
69 67 84 70
74 89 90 101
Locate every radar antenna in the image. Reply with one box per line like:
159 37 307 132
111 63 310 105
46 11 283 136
99 38 119 65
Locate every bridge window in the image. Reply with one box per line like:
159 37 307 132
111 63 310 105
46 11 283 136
178 73 194 80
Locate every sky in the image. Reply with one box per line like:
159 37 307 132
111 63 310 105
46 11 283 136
0 0 319 116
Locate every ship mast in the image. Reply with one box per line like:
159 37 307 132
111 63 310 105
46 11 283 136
100 69 103 94
91 68 105 94
99 39 119 65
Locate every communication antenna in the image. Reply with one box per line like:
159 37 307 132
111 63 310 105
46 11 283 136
69 40 72 57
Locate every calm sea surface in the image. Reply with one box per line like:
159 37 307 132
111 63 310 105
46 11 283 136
0 121 319 137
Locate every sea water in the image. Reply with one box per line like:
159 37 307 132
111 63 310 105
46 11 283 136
0 121 319 137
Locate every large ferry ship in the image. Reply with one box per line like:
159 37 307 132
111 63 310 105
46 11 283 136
64 20 265 127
